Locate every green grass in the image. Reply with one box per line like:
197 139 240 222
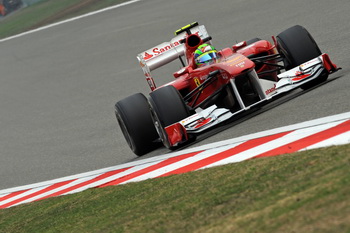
0 0 129 39
1 144 349 233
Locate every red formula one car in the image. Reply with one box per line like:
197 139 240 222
115 22 340 156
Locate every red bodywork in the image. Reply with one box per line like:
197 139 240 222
156 34 277 109
122 24 341 154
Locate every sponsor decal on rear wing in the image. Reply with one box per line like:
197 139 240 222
137 25 210 91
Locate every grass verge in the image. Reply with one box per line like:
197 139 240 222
0 144 349 233
0 0 130 39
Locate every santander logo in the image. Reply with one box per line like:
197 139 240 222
265 84 276 95
143 52 153 60
143 41 181 60
143 32 200 61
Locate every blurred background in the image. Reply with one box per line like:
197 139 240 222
0 0 42 17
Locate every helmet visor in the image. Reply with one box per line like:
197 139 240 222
197 51 218 64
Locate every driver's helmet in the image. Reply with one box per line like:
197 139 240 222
194 44 218 67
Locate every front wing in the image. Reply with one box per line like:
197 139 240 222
164 53 339 147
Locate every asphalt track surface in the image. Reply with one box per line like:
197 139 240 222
0 0 349 190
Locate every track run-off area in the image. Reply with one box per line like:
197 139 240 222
0 0 349 202
1 112 350 208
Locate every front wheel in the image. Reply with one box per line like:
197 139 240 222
277 25 327 89
149 85 190 149
115 93 159 156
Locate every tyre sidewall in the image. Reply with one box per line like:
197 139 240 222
115 93 158 156
149 85 190 148
277 25 321 69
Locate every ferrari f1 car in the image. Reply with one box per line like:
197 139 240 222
115 22 340 156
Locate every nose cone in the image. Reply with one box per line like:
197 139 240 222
220 53 255 76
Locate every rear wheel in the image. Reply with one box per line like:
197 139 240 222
149 85 190 149
115 93 159 156
277 25 327 89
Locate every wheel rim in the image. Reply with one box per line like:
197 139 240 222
150 107 170 148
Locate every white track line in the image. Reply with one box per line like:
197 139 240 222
0 0 142 43
302 131 350 151
1 111 350 196
0 113 349 208
205 120 345 168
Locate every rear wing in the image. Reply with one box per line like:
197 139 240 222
137 23 210 91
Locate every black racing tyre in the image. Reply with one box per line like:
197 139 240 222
277 25 327 89
246 37 262 45
149 85 190 149
115 93 159 156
